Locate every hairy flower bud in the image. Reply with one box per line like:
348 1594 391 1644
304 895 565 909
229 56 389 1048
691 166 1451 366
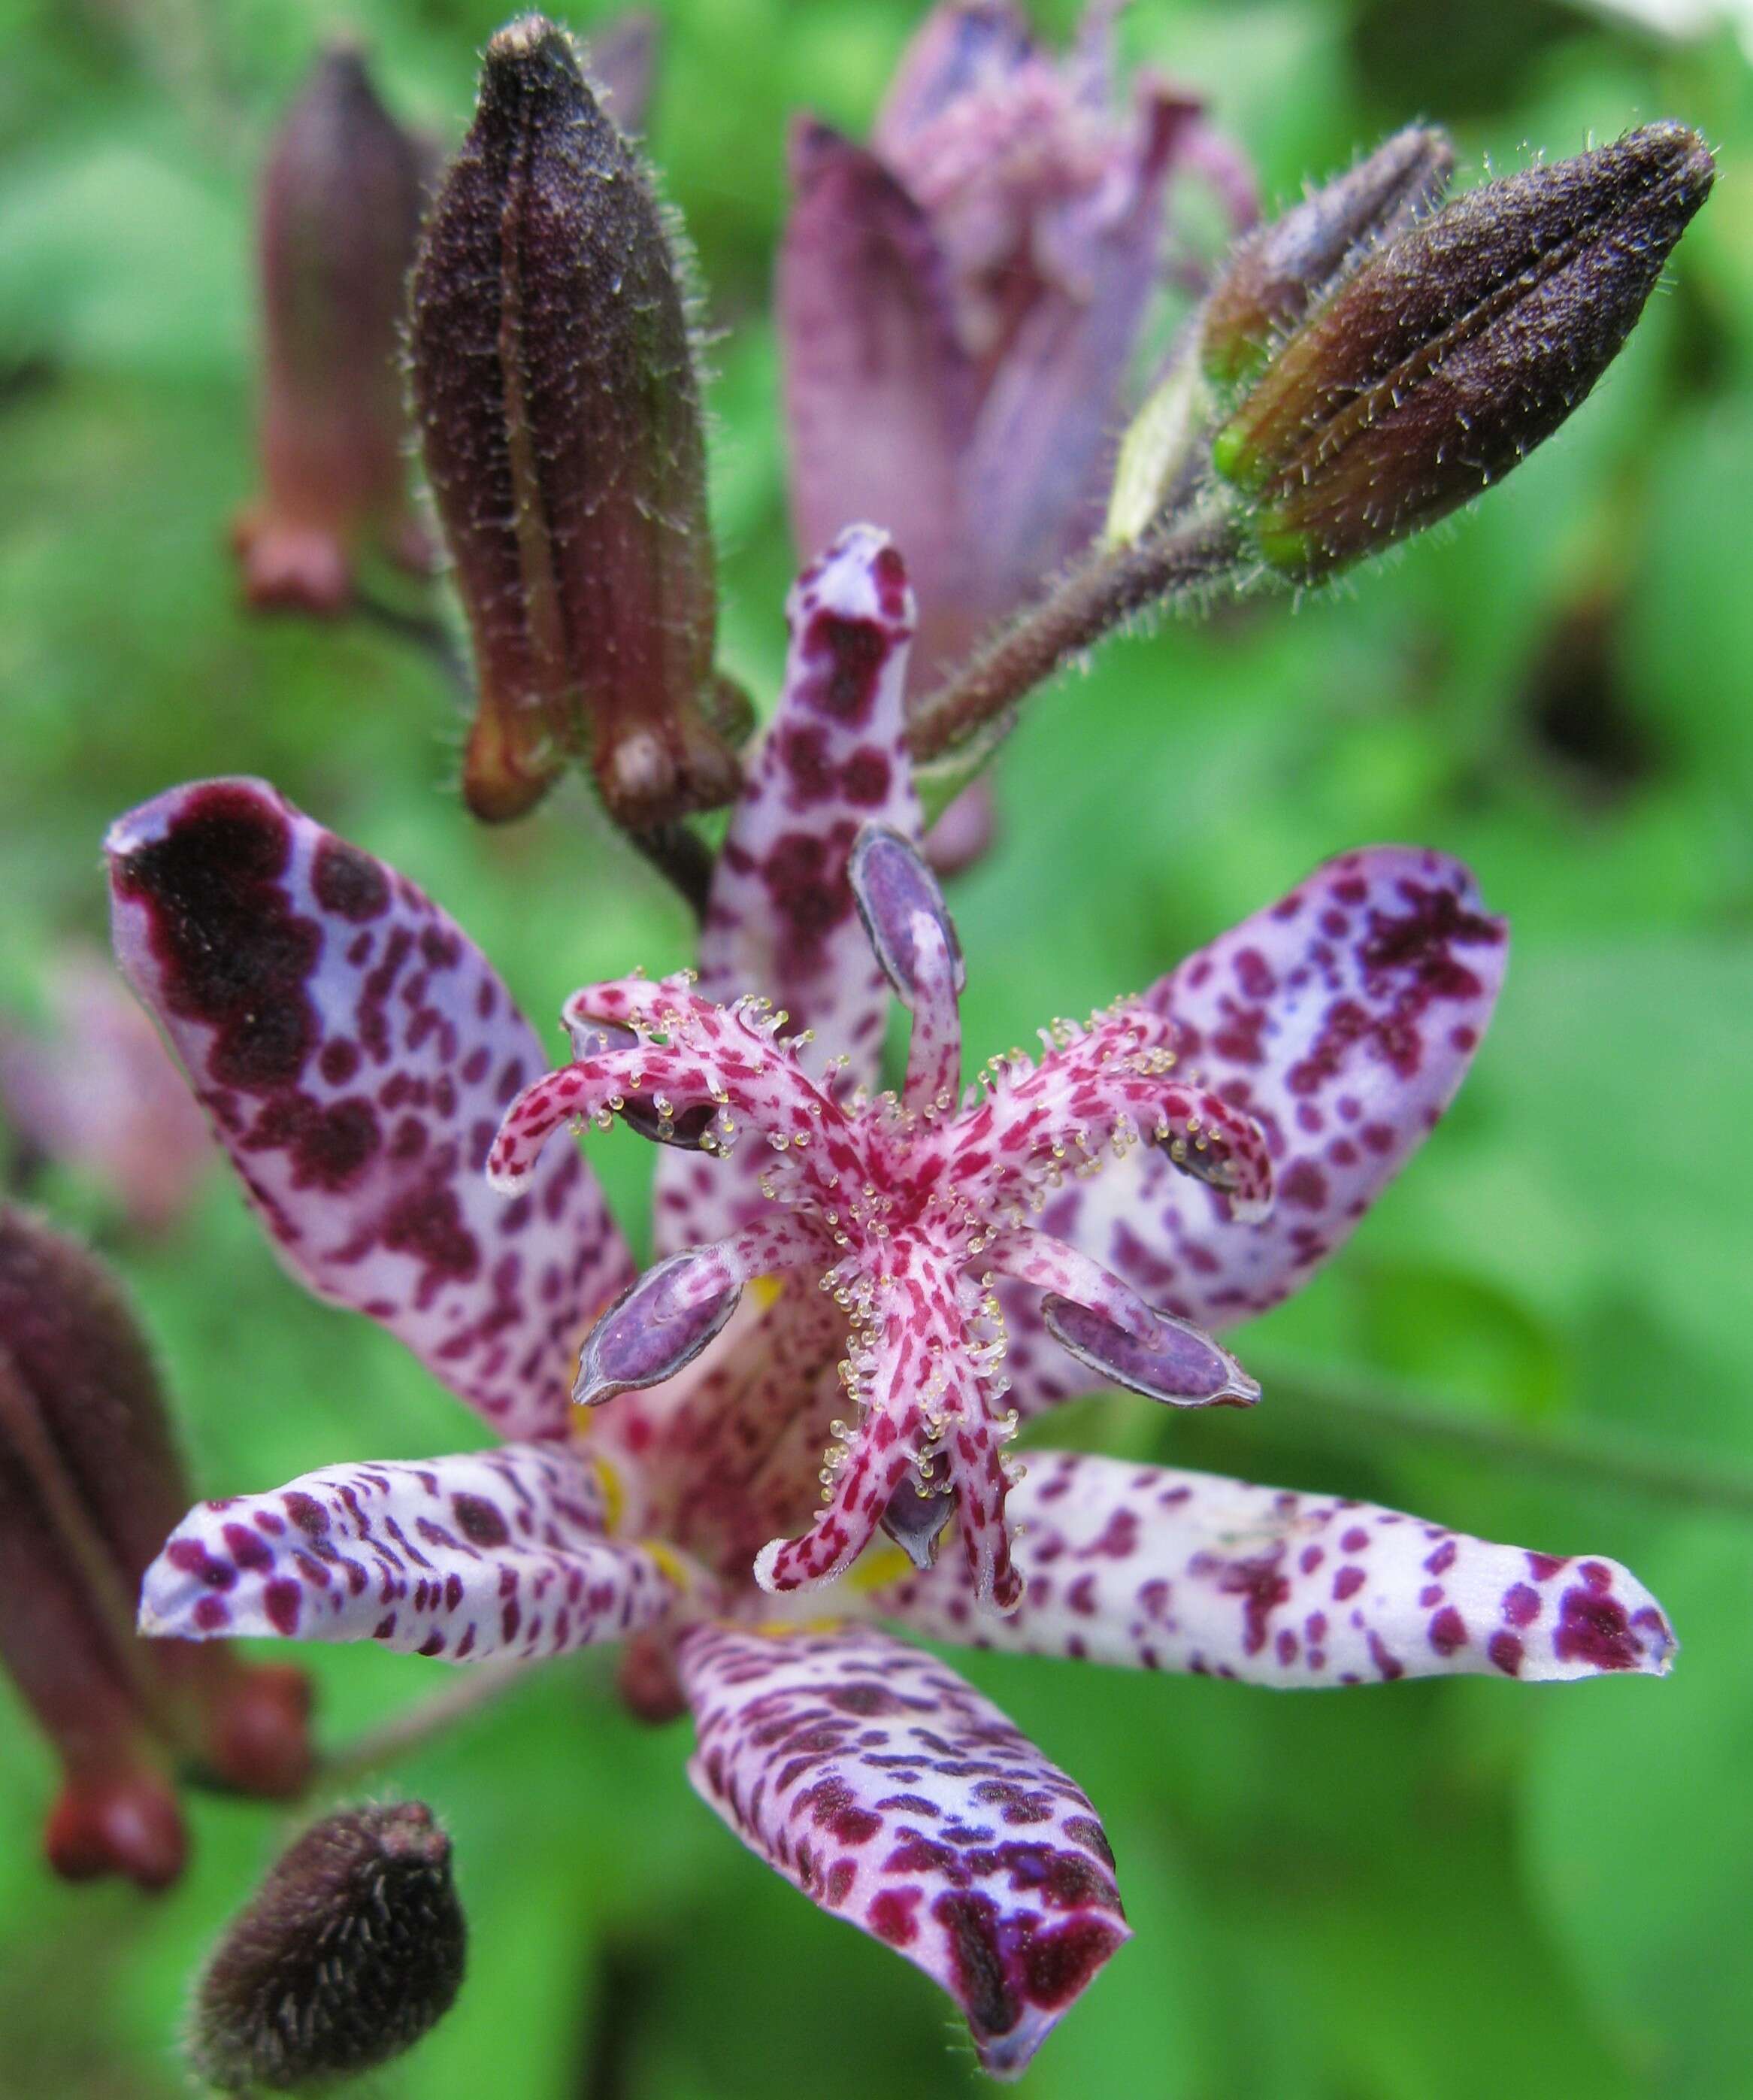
410 14 740 828
1201 126 1454 385
1212 123 1715 578
0 1207 311 1889
232 43 434 614
189 1802 466 2092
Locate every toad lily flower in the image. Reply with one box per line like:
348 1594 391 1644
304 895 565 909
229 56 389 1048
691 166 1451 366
114 527 1673 2076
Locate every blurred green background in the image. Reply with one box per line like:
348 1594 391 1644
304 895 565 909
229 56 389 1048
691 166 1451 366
3 0 1752 2093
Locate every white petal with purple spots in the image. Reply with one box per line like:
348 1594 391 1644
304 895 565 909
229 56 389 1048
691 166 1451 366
875 1450 1676 1685
139 1442 685 1662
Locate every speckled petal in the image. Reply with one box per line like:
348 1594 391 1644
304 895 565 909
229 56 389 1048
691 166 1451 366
139 1442 687 1662
876 1450 1676 1685
677 1622 1128 2078
106 779 631 1438
654 527 922 1254
1002 848 1506 1416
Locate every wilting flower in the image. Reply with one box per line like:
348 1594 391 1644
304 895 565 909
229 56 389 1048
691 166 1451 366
112 530 1672 2073
232 43 435 615
0 948 211 1236
780 0 1255 691
0 1207 310 1890
189 1800 465 2092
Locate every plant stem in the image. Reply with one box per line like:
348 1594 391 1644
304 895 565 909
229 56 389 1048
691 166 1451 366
905 509 1242 764
316 1659 533 1787
1258 1356 1753 1521
629 821 713 923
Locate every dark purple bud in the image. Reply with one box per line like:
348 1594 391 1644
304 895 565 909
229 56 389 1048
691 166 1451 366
565 1014 717 1149
0 1208 313 1889
409 15 740 828
232 43 434 614
189 1801 465 2092
575 1250 740 1407
849 823 965 1008
879 1476 952 1569
1213 123 1715 577
1040 1295 1260 1408
1201 126 1454 384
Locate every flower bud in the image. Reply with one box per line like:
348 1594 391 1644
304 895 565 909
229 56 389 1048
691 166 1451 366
410 15 740 828
1200 126 1454 385
0 1207 312 1889
1212 123 1715 578
232 43 434 614
189 1802 466 2092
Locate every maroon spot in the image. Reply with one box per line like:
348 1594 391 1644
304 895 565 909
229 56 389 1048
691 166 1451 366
453 1493 509 1548
807 612 888 725
1333 1565 1366 1602
1340 1527 1370 1554
312 836 390 921
932 1892 1019 2041
973 1780 1052 1826
320 1038 361 1085
1488 1630 1524 1676
1062 1817 1115 1869
1022 1917 1125 2012
1427 1607 1467 1656
1280 1160 1330 1211
1502 1583 1540 1627
821 1682 907 1717
1367 1630 1405 1680
1527 1551 1570 1582
825 1859 856 1907
381 1183 480 1295
1553 1583 1642 1671
282 1492 328 1536
249 1092 380 1190
263 1579 302 1635
223 1523 273 1574
1424 1539 1457 1575
1217 1551 1291 1656
193 1595 231 1632
868 1886 921 1945
113 785 319 1090
840 749 892 806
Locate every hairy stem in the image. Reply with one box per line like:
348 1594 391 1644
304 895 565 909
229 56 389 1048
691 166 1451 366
905 508 1243 765
316 1659 533 1787
1259 1356 1753 1521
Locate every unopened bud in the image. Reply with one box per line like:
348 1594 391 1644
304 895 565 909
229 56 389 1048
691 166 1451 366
1212 123 1715 578
0 1207 312 1889
189 1802 466 2092
410 15 740 828
232 44 434 614
1201 126 1454 384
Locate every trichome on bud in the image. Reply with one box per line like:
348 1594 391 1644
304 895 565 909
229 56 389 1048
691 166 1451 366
410 14 742 828
1211 122 1715 577
189 1801 466 2092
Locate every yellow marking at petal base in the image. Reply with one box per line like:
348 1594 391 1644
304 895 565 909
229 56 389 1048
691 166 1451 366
846 1544 911 1594
590 1456 625 1534
749 1272 784 1310
643 1540 692 1591
743 1616 855 1638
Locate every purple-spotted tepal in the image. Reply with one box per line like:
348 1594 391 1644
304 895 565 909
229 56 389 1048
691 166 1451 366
114 529 1674 2074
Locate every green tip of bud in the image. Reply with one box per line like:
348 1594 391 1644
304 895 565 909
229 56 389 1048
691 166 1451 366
189 1802 465 2092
